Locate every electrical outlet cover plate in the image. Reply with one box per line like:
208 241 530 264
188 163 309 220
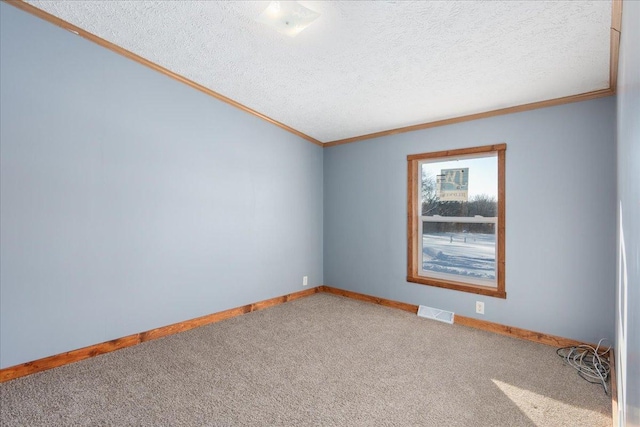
417 305 454 324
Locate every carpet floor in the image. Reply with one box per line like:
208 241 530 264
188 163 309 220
0 293 611 426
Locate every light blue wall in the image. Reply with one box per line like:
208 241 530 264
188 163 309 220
0 3 323 369
615 0 640 424
324 97 616 345
0 0 622 374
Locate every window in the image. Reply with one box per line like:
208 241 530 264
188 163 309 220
407 144 506 298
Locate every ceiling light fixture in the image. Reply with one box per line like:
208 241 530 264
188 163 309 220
256 1 320 37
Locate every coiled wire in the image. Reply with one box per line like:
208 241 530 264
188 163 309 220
556 338 611 395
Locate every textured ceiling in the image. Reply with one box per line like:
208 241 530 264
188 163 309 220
25 1 612 143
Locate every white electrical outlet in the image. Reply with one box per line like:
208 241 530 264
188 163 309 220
476 301 485 314
303 276 308 286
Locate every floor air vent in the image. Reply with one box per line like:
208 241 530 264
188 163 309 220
417 305 454 324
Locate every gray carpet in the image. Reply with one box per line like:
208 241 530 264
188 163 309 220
0 293 611 426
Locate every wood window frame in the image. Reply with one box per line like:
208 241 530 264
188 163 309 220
407 144 506 299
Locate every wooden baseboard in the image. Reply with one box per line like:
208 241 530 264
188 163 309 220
453 314 585 348
0 287 321 382
610 349 618 427
321 285 587 348
320 285 419 313
0 284 611 387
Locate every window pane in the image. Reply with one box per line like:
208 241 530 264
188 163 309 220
421 155 497 217
421 222 496 282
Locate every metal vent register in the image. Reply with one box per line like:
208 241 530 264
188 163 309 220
417 305 454 324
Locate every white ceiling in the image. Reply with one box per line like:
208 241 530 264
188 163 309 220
26 1 613 144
